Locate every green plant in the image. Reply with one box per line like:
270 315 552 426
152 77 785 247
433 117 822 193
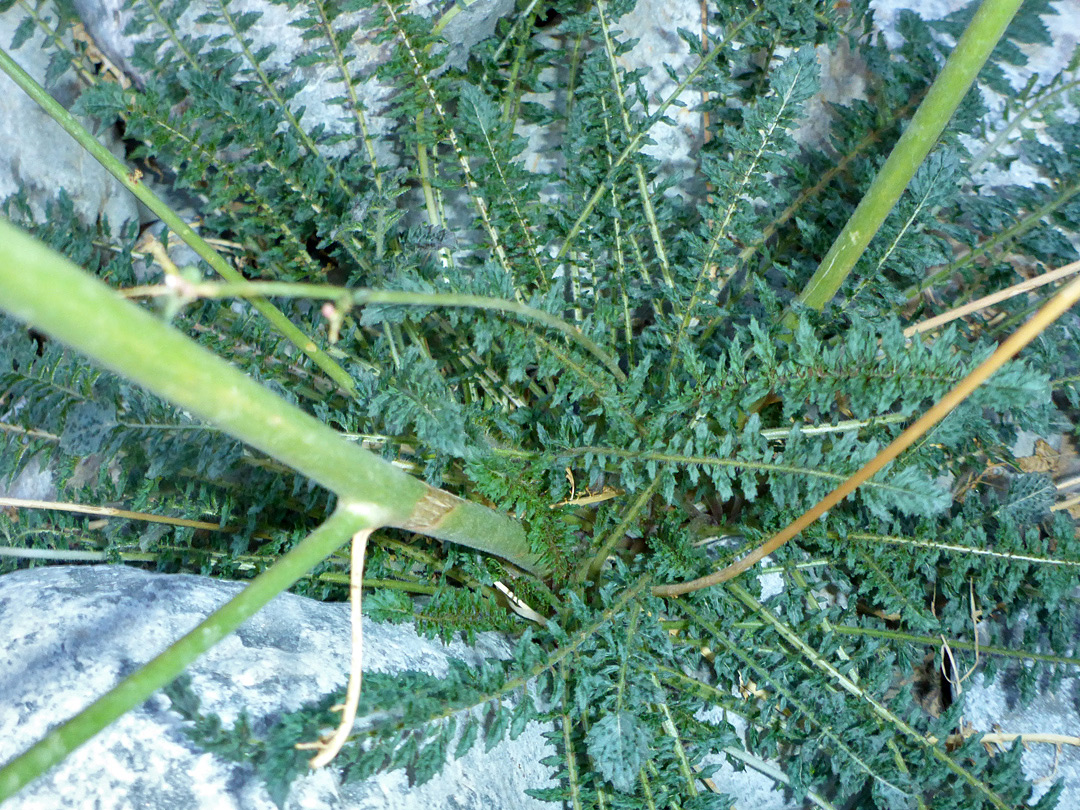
2 0 1080 806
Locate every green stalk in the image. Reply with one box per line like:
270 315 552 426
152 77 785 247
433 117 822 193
554 4 764 262
0 44 358 398
0 219 545 576
166 280 627 384
432 0 473 36
0 508 369 801
791 0 1023 319
578 477 660 583
832 625 1080 667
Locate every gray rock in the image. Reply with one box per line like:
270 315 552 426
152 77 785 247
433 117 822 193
437 0 515 71
962 665 1080 807
694 706 807 810
69 0 515 165
0 457 56 503
0 2 139 232
607 0 705 187
0 565 557 809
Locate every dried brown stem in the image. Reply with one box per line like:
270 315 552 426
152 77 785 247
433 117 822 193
654 263 1080 598
301 528 373 768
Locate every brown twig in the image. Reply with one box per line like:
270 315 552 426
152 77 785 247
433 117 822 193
653 262 1080 598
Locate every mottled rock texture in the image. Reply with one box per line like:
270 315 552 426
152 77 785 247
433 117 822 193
0 565 557 810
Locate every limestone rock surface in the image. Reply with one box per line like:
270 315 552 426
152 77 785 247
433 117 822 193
0 2 138 231
0 565 558 810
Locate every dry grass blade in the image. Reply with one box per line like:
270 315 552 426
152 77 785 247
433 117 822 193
0 496 249 532
654 262 1080 598
297 528 372 768
978 732 1080 747
906 259 1080 337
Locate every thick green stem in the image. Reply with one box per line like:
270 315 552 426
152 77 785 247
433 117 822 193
0 44 358 397
791 0 1023 318
0 219 545 575
0 509 368 801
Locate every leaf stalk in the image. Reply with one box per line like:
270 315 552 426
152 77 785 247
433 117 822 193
790 0 1024 319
